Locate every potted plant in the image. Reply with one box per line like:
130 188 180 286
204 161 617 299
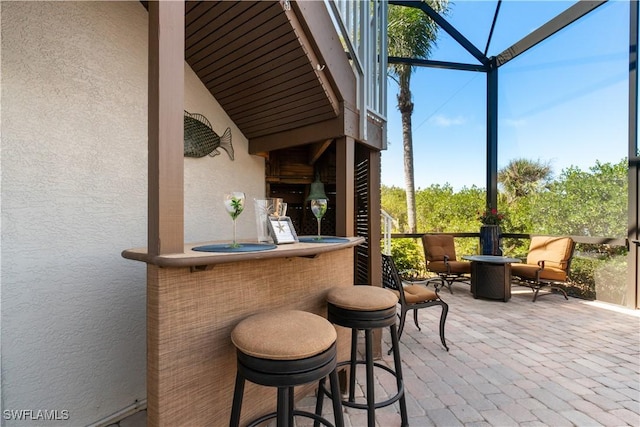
477 208 505 255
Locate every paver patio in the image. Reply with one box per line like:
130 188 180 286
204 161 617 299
114 283 640 427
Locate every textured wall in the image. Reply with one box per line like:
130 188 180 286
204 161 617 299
1 1 263 425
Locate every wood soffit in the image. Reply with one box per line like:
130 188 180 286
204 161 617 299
184 0 342 143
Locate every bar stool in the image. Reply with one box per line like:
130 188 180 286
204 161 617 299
317 286 408 427
229 310 344 427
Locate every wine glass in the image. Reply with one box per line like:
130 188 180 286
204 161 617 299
224 192 245 248
310 199 327 240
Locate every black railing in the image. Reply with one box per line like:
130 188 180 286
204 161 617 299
390 232 629 248
387 232 630 302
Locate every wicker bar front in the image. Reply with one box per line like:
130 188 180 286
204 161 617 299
124 238 363 426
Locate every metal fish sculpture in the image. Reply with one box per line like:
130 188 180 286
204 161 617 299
183 110 234 160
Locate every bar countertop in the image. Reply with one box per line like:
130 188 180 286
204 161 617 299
122 236 365 267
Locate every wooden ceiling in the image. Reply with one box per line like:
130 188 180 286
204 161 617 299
184 1 340 141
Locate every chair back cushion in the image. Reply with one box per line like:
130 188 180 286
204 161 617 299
526 236 574 270
422 234 457 262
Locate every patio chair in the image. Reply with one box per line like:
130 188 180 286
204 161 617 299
422 234 471 293
511 235 575 302
382 254 449 352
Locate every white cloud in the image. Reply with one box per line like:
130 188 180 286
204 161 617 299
503 118 527 127
430 114 466 127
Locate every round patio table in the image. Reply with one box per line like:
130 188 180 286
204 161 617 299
462 255 521 302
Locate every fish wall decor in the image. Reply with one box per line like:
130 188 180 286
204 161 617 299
183 111 234 160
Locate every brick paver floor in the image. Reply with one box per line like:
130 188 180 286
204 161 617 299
295 284 640 427
115 283 640 426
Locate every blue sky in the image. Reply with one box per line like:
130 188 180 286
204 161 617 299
381 0 631 190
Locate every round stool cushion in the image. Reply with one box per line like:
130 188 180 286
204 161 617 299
231 310 337 360
327 286 398 311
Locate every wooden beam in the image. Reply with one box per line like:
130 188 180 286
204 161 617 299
308 139 333 165
335 136 355 237
292 0 357 106
148 0 185 256
368 148 382 289
367 147 383 358
284 1 340 116
366 114 385 151
249 117 344 153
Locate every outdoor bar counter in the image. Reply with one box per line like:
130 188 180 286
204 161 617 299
122 236 364 426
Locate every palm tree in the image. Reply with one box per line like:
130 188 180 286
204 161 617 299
498 158 552 202
387 1 448 233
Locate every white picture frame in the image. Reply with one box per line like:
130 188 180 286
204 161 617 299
267 216 299 244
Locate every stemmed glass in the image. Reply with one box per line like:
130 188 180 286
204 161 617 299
310 199 327 240
224 192 245 248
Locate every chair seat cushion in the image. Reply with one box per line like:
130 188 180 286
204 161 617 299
327 286 398 311
512 264 567 282
398 285 438 304
428 261 471 274
231 310 336 360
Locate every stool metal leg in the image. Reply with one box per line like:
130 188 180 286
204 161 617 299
288 387 295 426
277 387 289 427
348 328 358 403
365 328 375 427
329 368 345 427
230 372 245 427
314 371 346 427
314 378 326 426
390 324 409 427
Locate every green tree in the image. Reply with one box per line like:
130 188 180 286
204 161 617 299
498 158 552 203
497 159 552 254
381 185 409 232
533 159 628 300
382 159 629 297
415 184 484 233
534 159 628 239
387 1 448 233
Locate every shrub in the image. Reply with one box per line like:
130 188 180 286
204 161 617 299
567 257 598 300
390 238 425 278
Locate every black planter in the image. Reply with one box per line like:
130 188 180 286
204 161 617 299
480 225 502 255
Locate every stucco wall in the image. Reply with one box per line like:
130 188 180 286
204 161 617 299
1 1 263 425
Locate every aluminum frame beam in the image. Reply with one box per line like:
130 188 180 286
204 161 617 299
484 0 502 56
628 0 639 308
389 0 490 67
486 59 498 212
495 0 607 67
387 56 486 72
388 0 638 307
